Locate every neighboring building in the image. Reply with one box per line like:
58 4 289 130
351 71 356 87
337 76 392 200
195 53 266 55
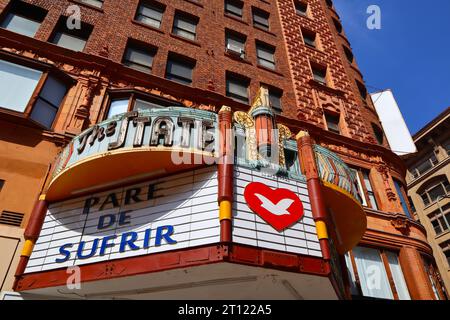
404 107 450 296
0 0 444 299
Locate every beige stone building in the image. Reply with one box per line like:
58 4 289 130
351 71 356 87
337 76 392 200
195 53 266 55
404 107 450 295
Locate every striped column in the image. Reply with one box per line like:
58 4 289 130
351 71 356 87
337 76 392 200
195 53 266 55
14 194 48 290
296 131 331 260
218 106 233 243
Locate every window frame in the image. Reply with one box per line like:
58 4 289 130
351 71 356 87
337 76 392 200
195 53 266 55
0 1 48 38
393 178 413 218
361 169 379 210
429 206 450 236
0 52 73 130
122 40 157 73
49 16 93 52
226 72 250 104
252 7 270 31
294 1 308 17
172 11 199 41
165 53 196 85
225 0 244 19
256 41 276 70
349 167 379 210
410 152 439 179
346 247 411 300
268 87 283 114
103 89 184 120
301 28 317 49
134 0 166 29
324 112 341 135
78 0 104 9
419 177 450 207
311 63 328 86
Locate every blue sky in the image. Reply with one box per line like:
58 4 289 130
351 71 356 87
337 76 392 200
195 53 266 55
334 0 450 134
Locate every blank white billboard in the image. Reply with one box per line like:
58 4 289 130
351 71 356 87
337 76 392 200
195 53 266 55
370 90 417 156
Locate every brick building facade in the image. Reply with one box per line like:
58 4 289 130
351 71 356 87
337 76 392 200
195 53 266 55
0 0 445 299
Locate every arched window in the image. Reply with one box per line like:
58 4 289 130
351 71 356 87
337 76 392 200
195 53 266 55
417 175 450 207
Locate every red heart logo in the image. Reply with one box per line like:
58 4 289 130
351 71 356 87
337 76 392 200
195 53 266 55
244 182 305 232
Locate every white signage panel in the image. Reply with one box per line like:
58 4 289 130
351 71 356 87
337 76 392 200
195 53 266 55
25 167 219 273
371 90 417 155
233 166 322 257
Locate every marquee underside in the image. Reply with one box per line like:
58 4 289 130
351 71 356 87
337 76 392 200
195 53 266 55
19 262 338 300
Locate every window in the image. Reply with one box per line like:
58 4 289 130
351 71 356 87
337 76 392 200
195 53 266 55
30 75 68 128
106 92 182 119
393 179 412 218
352 247 393 299
333 18 342 33
372 124 384 145
285 148 301 176
350 168 368 206
172 12 198 40
311 64 327 86
356 81 367 100
351 168 379 210
135 1 165 29
362 169 379 210
0 1 47 37
444 139 450 156
302 28 317 48
410 153 439 178
0 180 4 193
234 125 247 162
346 247 411 300
225 0 244 18
50 17 93 52
225 30 246 58
324 112 340 134
226 73 249 104
165 54 195 85
444 249 450 267
122 42 156 73
0 59 69 129
343 45 354 63
0 59 42 113
420 177 450 206
422 259 442 300
294 1 308 16
79 0 104 8
269 88 283 114
407 196 416 213
385 251 411 300
256 42 276 70
429 204 450 236
252 8 269 30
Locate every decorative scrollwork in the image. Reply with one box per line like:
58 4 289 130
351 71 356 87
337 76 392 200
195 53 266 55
277 124 292 167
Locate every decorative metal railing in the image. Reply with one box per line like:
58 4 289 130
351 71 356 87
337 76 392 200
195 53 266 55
314 144 360 201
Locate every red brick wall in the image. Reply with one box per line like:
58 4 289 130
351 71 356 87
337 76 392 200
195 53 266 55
2 0 297 114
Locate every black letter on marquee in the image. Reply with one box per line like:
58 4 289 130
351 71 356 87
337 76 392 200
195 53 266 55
99 193 120 211
178 117 195 148
133 116 151 147
108 112 138 150
83 197 99 215
150 117 174 147
147 184 155 200
77 129 93 154
106 121 117 137
125 188 143 205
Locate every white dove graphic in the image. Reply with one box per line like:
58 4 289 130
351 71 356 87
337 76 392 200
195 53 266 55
254 194 294 216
